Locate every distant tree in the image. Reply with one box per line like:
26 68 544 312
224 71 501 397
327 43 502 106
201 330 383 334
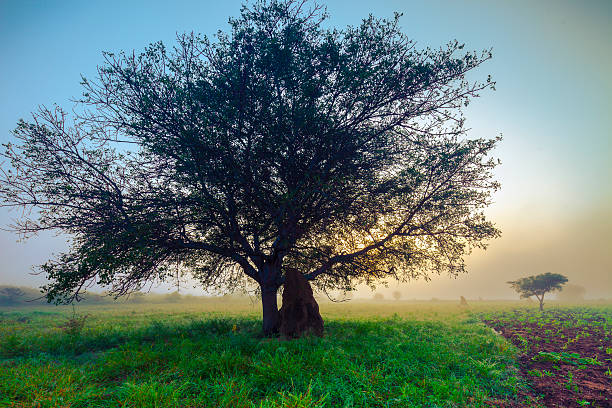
0 0 499 335
392 290 401 301
164 291 182 303
507 273 568 311
127 291 146 303
557 284 586 302
0 287 25 305
459 295 468 306
373 293 384 301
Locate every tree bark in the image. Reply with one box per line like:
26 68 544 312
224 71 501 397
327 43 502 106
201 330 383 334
261 285 280 335
259 260 281 336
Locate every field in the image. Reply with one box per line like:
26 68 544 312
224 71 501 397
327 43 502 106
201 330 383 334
0 300 610 407
482 308 611 407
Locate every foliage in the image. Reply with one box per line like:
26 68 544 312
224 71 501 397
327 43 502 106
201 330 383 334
507 273 568 298
163 291 182 303
507 273 568 310
0 0 499 332
60 308 89 337
532 351 602 366
0 287 27 305
0 285 214 306
0 302 526 407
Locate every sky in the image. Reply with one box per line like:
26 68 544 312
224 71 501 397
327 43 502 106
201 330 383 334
0 0 610 299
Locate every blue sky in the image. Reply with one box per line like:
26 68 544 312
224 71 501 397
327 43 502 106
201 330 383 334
0 0 610 298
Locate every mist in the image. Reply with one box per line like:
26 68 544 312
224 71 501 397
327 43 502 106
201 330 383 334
353 202 611 301
0 0 611 302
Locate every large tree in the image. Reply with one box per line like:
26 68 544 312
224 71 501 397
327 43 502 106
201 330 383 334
0 0 500 334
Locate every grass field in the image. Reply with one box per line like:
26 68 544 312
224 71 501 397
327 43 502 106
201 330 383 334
0 300 609 407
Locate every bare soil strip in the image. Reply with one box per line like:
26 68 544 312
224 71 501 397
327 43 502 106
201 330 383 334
484 311 611 408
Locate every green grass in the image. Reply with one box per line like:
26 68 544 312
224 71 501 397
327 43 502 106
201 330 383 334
0 300 589 407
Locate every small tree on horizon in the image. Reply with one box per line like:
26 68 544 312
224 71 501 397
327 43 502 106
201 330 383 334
507 273 568 311
392 290 401 301
0 0 500 335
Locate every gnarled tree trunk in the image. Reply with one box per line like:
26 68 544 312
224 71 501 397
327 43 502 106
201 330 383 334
259 260 281 336
261 285 280 335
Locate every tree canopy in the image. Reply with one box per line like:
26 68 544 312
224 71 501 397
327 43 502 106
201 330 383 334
508 273 568 310
0 0 500 333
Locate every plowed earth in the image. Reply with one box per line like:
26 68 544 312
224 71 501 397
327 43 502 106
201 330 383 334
484 310 611 408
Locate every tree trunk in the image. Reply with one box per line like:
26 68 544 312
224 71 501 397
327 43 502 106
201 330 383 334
259 260 281 336
261 285 280 336
538 294 544 311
